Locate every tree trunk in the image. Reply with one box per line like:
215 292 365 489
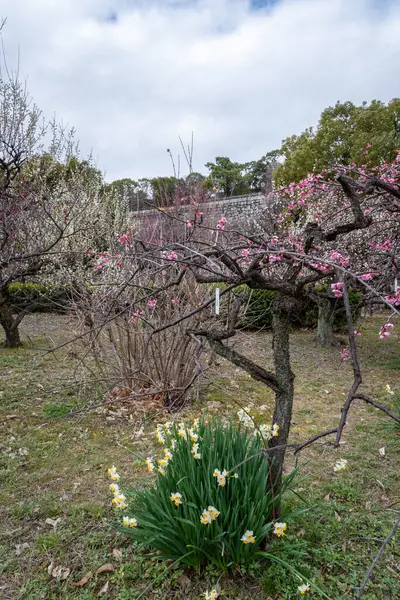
268 296 295 501
0 294 22 347
316 298 335 347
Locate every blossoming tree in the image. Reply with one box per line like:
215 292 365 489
98 153 400 496
277 154 400 346
0 71 104 346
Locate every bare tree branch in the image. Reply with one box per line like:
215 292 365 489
354 517 400 599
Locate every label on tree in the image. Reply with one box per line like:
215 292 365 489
215 288 220 315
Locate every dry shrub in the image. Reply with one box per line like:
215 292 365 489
74 270 212 410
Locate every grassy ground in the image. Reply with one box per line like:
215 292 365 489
0 313 399 599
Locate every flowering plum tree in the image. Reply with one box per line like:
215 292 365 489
99 152 400 496
0 71 104 346
276 154 400 345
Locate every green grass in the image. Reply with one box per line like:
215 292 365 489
0 313 399 599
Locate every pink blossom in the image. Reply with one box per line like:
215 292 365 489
171 298 180 305
330 251 349 267
118 233 130 249
216 217 226 230
359 273 373 281
241 249 250 257
195 210 203 217
340 348 350 361
331 282 344 298
384 290 400 306
311 261 331 273
354 330 361 337
269 254 283 263
379 322 394 339
130 310 145 322
378 239 391 252
147 299 157 308
187 221 193 228
167 251 178 260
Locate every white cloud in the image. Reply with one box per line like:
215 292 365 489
1 0 400 181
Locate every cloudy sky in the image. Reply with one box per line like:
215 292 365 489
1 0 399 181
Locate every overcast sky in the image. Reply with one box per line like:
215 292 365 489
1 0 399 182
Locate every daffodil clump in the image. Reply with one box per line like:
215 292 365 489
107 416 296 572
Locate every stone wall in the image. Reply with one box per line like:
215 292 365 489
131 193 277 229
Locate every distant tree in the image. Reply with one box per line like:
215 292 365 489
105 178 149 212
204 156 251 197
274 99 400 186
247 150 280 193
185 172 206 186
145 176 180 207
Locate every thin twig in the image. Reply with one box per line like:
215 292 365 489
353 517 400 598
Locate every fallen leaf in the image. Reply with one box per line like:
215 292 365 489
379 447 386 457
335 511 341 522
112 548 123 559
98 581 109 595
45 517 61 530
72 572 92 587
49 565 70 579
176 574 191 588
96 563 115 574
297 528 306 538
15 542 30 556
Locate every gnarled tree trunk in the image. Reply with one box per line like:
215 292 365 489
0 293 21 347
268 295 295 498
316 297 335 347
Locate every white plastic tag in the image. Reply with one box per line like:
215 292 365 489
215 288 220 315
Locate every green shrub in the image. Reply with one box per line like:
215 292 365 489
241 289 276 328
7 282 74 313
107 417 296 572
237 287 362 330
